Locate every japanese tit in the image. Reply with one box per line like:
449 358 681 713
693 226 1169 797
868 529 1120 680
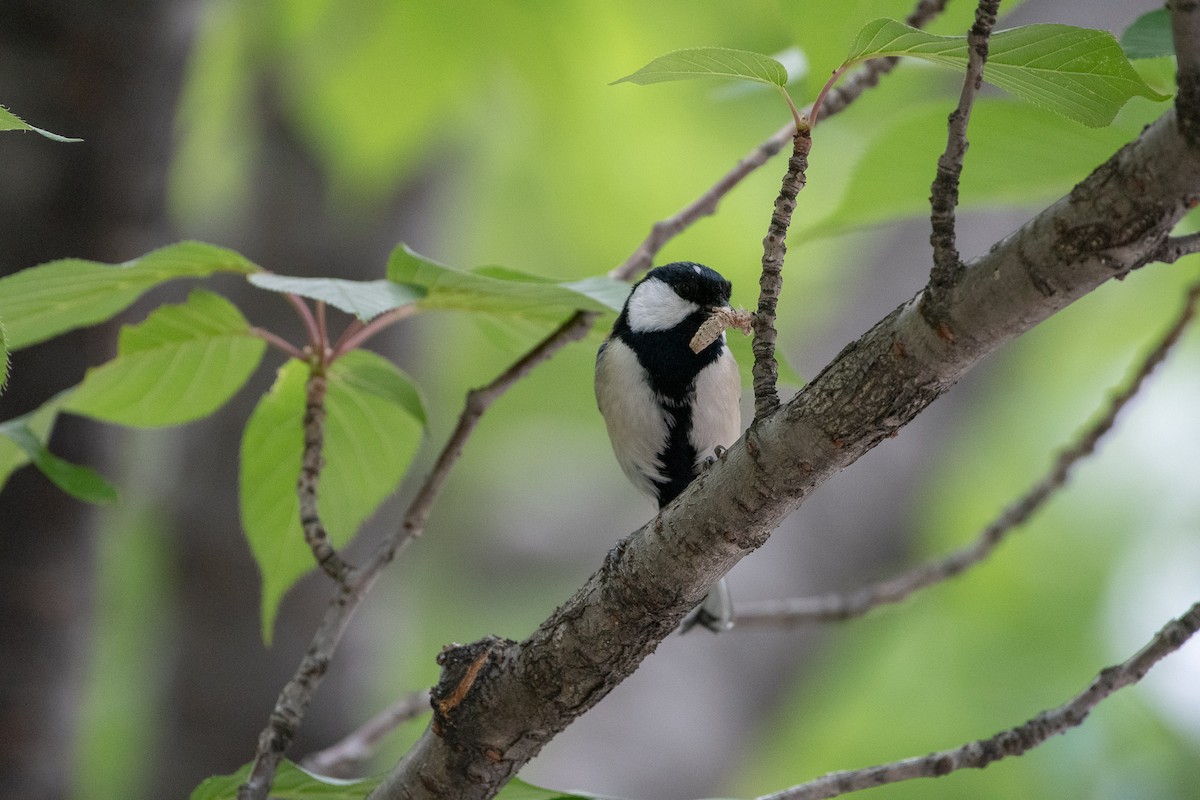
594 262 742 633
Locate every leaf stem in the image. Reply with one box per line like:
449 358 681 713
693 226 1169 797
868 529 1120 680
808 64 849 128
329 305 420 361
285 293 324 353
250 326 305 360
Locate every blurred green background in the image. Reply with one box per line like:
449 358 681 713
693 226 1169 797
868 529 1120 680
1 1 1198 799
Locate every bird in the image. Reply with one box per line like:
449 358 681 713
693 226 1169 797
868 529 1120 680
594 261 742 632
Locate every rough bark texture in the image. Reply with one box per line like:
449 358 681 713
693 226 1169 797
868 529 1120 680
370 108 1200 800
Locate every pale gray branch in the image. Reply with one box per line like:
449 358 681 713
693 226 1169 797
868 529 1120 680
301 690 432 778
756 599 1200 800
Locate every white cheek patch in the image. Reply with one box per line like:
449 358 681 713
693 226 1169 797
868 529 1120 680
626 278 699 333
595 338 669 498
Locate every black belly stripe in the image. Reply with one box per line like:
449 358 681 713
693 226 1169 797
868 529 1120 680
654 397 697 508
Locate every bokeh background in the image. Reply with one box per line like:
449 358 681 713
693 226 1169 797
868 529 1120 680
1 1 1197 799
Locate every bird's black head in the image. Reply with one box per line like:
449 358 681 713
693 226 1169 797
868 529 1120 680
616 262 733 338
643 262 732 311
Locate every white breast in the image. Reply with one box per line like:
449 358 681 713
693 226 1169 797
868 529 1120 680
595 337 669 499
688 341 742 469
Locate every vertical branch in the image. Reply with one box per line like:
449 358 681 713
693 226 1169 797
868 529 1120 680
752 125 812 419
925 0 1000 326
1171 0 1200 146
299 368 355 583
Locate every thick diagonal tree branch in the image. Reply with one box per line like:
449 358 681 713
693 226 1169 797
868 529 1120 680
369 108 1200 800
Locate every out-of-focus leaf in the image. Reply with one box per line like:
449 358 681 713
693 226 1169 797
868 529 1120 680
726 327 804 389
386 245 622 315
1122 9 1172 59
0 390 70 494
611 47 788 87
0 241 261 350
0 420 117 504
0 104 82 141
844 20 1169 126
188 760 380 800
248 273 427 321
65 290 266 427
189 760 611 800
801 98 1147 236
241 350 425 641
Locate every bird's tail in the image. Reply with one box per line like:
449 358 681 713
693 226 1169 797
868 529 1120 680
680 576 734 634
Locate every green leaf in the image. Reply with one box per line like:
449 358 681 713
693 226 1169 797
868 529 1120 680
844 20 1169 127
495 778 597 799
190 760 626 800
248 273 427 321
64 289 266 427
0 391 68 492
0 420 117 504
386 245 624 315
0 104 82 142
611 47 787 87
1122 9 1172 60
241 350 425 641
0 241 261 350
188 763 604 800
189 760 380 800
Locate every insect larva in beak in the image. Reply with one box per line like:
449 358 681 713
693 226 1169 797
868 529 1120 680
689 306 754 353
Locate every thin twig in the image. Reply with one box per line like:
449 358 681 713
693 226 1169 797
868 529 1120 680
301 690 432 778
926 0 1001 314
737 281 1200 628
286 293 323 351
756 599 1200 800
250 326 305 360
393 310 598 543
331 305 420 360
752 126 811 419
316 301 329 359
1153 231 1200 264
299 369 356 583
